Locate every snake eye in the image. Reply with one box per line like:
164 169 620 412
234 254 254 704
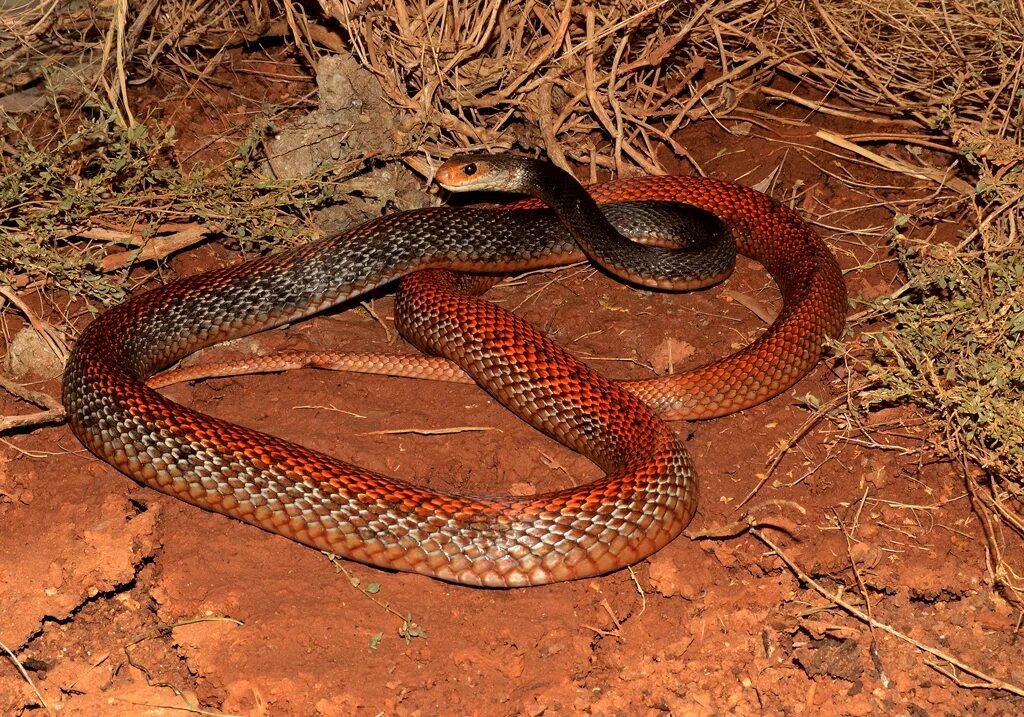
462 162 477 177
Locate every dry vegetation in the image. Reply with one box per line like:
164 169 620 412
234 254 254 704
2 0 1023 707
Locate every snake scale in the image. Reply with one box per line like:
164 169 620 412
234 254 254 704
62 154 846 587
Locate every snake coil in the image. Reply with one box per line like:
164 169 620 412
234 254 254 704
63 154 846 587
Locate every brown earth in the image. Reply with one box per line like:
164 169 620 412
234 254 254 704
1 48 1020 716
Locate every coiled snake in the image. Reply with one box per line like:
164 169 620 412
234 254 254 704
62 154 846 587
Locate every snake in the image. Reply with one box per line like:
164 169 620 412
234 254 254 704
62 153 847 588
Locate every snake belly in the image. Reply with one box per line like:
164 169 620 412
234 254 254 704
62 176 846 588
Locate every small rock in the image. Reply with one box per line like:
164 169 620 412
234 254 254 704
5 327 63 379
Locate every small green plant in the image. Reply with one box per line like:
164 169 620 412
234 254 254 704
0 106 350 307
844 225 1023 479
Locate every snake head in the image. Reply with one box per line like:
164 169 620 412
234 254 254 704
435 153 541 194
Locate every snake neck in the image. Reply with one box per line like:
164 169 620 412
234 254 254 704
512 157 734 291
518 161 619 253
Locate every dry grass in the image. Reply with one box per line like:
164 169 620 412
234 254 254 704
767 0 1023 129
321 0 765 175
0 0 289 121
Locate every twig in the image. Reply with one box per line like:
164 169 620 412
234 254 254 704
816 130 975 196
0 286 68 363
98 224 211 271
752 527 1024 698
0 374 62 411
0 374 66 432
0 638 53 716
359 426 501 437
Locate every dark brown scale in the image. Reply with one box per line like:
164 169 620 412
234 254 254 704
62 159 846 587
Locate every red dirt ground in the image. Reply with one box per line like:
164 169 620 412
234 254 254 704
2 49 1021 716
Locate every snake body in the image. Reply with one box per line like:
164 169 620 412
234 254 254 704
62 155 846 587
